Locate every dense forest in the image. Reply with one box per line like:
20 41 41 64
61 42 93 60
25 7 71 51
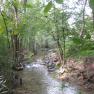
0 0 94 94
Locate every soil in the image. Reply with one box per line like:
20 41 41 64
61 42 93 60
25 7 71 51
59 59 94 92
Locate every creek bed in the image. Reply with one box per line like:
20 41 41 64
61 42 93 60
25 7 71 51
15 61 83 94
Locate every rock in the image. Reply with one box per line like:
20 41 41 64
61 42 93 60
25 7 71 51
12 63 24 71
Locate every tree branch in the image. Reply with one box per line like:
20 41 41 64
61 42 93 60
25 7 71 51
1 12 10 48
80 0 87 38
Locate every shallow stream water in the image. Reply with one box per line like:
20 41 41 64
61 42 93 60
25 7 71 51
18 60 82 94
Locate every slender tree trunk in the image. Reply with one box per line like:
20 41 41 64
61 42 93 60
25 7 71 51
62 27 66 65
61 4 66 65
23 0 27 12
11 34 20 63
53 6 63 62
80 0 87 38
57 39 64 60
1 12 10 48
11 2 20 64
93 10 94 28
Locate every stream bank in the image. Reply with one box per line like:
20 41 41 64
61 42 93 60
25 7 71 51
14 62 81 94
12 49 93 94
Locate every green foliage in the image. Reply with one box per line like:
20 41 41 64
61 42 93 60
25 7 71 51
0 0 94 73
44 1 52 13
72 37 83 44
0 35 9 71
67 39 94 58
26 3 32 8
85 33 91 39
12 0 19 8
89 0 94 9
55 0 64 4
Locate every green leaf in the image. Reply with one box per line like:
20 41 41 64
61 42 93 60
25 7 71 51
80 50 94 57
26 4 32 8
44 1 52 13
72 37 82 44
85 33 91 39
0 26 4 34
55 0 64 4
89 0 94 9
12 0 19 8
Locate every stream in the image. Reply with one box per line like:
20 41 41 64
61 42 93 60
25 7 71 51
15 58 84 94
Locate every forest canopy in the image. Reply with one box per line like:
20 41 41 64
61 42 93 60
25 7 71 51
0 0 94 93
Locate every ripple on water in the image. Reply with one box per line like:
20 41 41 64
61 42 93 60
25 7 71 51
63 85 79 94
25 63 79 94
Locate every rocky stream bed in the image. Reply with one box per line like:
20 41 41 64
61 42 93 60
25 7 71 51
12 49 94 94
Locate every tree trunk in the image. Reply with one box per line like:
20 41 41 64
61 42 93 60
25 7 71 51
11 35 20 63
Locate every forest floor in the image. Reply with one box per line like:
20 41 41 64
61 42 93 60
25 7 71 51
59 59 94 93
43 50 94 92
